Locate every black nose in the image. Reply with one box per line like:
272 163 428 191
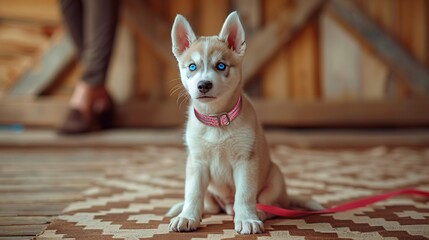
197 81 213 94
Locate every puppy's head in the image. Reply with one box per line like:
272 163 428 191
171 12 246 104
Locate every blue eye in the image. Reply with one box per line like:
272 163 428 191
189 63 197 71
216 63 226 71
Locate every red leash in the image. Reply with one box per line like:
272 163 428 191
256 189 429 217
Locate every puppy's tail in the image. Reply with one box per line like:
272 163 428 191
286 195 324 211
166 201 184 217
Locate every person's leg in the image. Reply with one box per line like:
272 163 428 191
59 0 84 58
58 0 119 133
70 0 119 117
81 0 119 86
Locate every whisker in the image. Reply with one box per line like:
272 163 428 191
179 93 190 110
170 84 184 96
168 77 182 83
176 90 187 106
176 90 190 110
170 88 184 99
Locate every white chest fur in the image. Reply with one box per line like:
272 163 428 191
186 115 255 196
186 116 255 162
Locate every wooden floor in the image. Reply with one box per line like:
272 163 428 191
0 128 428 239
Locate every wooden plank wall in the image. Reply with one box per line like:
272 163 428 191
1 0 428 127
3 0 427 102
322 0 428 101
0 0 61 97
125 0 429 104
355 0 428 98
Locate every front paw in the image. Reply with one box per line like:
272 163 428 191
234 218 264 234
169 215 200 232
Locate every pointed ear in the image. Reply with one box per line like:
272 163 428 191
219 11 246 55
171 15 197 58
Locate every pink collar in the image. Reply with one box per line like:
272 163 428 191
194 96 242 127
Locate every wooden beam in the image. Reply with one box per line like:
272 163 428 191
328 0 429 95
122 0 174 66
0 0 61 23
243 0 325 84
253 98 429 127
114 100 186 127
0 98 185 128
8 32 75 96
1 97 429 128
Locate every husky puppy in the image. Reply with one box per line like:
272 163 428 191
167 12 323 234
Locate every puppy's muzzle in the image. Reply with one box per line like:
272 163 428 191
198 80 213 94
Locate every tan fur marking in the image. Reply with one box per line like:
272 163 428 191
180 37 239 68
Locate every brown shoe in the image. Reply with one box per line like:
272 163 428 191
57 108 92 134
57 96 114 135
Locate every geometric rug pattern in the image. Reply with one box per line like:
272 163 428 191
37 145 429 239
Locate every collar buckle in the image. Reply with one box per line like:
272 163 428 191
210 112 230 126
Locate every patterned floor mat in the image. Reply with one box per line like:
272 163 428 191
37 146 429 239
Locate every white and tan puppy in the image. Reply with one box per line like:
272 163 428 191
167 12 323 235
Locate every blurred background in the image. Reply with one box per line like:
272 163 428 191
0 1 428 238
0 0 428 129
